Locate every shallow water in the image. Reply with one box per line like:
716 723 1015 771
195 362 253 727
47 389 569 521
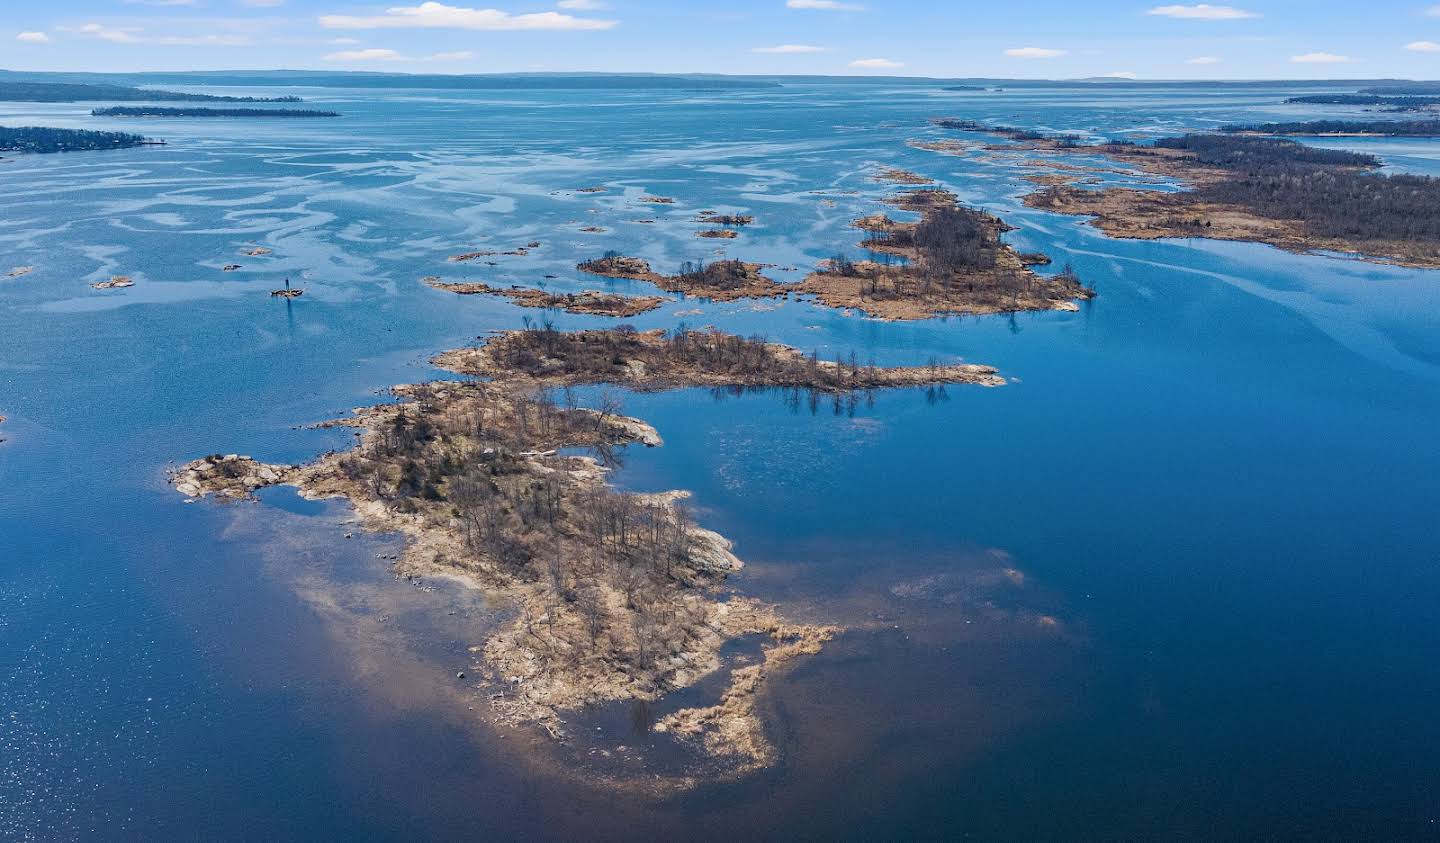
4 82 1440 839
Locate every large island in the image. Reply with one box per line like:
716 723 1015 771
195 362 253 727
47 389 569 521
172 326 1002 774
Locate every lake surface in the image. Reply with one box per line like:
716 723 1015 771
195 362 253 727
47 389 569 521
3 82 1440 839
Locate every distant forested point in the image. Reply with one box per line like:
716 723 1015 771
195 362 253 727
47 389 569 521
1147 133 1379 168
1148 135 1438 243
0 82 302 103
92 107 339 118
1359 83 1440 96
943 85 985 91
1285 94 1440 108
1222 119 1440 136
0 126 154 154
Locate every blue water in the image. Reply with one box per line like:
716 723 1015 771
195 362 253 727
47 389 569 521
4 83 1440 839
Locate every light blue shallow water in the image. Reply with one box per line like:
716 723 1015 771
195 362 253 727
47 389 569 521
3 83 1440 839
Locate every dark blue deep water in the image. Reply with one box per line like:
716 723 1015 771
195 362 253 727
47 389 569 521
4 82 1440 839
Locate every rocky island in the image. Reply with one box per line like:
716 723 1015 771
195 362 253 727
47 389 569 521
798 187 1094 320
172 326 1001 773
578 253 786 302
425 277 666 316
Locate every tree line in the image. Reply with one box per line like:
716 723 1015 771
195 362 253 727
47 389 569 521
0 82 301 103
1221 120 1440 137
92 107 339 118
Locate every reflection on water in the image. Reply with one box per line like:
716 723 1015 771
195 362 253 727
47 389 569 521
4 81 1440 838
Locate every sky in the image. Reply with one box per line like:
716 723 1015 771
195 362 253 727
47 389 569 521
4 1 1440 79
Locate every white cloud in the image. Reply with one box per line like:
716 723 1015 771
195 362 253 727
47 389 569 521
61 22 252 46
1428 5 1440 16
849 57 902 68
324 47 405 61
16 31 51 43
1406 41 1440 52
557 0 608 8
1146 4 1258 19
319 2 616 30
323 46 476 61
787 0 864 10
241 0 286 6
750 44 828 53
1291 52 1351 63
327 37 361 44
1186 55 1222 64
1005 46 1066 59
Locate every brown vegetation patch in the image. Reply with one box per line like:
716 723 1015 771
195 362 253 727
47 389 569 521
872 167 933 185
696 229 739 239
907 139 972 156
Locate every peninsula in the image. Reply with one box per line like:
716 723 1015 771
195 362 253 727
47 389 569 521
1221 120 1440 137
172 326 1001 772
1284 94 1440 110
0 81 302 103
1 126 154 154
939 120 1440 268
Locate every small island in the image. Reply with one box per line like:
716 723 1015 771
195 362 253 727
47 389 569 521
1 126 155 154
172 326 1001 771
578 253 786 302
797 187 1094 320
92 275 134 290
425 277 666 316
93 107 339 118
934 120 1440 268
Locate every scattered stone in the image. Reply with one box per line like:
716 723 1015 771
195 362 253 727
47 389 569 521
91 275 134 290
